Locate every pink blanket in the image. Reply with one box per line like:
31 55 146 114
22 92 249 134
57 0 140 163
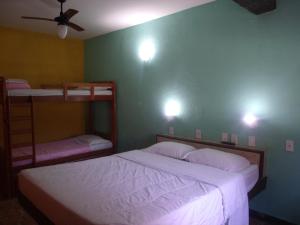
13 137 91 167
6 82 31 90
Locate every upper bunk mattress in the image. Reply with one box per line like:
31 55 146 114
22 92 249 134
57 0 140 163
19 150 249 225
8 88 112 96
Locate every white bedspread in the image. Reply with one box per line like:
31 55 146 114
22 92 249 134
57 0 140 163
19 150 249 225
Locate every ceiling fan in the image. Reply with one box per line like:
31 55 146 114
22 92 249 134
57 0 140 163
21 0 84 39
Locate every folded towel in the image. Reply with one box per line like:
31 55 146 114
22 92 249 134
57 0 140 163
5 79 31 90
6 79 28 84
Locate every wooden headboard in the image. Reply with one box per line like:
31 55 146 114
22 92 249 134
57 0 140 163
156 134 266 180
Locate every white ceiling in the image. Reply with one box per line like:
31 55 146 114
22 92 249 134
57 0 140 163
0 0 215 40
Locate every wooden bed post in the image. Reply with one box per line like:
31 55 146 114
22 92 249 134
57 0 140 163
5 97 14 197
88 102 94 134
30 96 36 166
111 82 117 153
0 77 13 197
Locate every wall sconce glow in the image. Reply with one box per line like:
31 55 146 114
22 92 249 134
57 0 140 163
164 100 181 118
243 113 258 127
138 39 156 62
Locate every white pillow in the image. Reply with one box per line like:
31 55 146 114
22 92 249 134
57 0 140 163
76 135 110 145
143 142 195 159
184 148 250 172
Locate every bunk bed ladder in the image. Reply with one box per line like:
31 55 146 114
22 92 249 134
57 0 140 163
8 97 36 167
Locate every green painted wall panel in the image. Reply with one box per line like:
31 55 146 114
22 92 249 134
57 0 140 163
85 0 300 223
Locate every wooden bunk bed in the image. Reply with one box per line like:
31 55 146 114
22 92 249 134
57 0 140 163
0 77 117 197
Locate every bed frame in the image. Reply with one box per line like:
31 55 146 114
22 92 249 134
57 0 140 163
156 134 267 199
0 77 117 198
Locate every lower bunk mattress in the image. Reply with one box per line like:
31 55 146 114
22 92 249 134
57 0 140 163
13 135 112 167
19 150 252 225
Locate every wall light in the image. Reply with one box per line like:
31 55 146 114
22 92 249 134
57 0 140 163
138 39 156 62
164 99 181 118
243 113 258 127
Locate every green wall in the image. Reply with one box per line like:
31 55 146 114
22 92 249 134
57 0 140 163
85 0 300 223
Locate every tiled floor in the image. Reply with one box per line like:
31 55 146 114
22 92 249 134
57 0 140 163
0 199 37 225
0 199 274 225
250 217 277 225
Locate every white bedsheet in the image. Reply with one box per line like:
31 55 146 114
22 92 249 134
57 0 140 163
241 164 259 192
8 88 112 96
19 150 249 225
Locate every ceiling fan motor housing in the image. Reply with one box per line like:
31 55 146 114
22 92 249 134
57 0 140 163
55 16 68 25
56 0 67 25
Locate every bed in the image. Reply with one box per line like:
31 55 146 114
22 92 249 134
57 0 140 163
13 135 113 168
8 88 112 97
2 78 115 102
18 135 267 225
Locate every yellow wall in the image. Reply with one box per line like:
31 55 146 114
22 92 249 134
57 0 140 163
0 26 85 143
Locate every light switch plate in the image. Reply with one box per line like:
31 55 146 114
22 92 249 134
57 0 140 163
286 140 294 152
248 136 256 147
222 132 229 142
195 129 202 139
168 127 174 136
231 134 238 145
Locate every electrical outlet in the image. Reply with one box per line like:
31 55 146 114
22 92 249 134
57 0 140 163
286 140 294 152
195 129 202 139
168 127 174 136
231 134 238 145
248 136 256 147
222 132 228 142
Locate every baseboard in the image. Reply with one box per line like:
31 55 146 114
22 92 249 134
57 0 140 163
250 210 296 225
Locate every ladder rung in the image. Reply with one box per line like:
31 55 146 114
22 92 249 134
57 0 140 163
10 116 32 121
11 142 32 148
13 155 33 162
10 129 32 135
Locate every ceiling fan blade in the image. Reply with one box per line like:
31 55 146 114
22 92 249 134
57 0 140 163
21 16 55 22
63 9 79 19
67 22 84 32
